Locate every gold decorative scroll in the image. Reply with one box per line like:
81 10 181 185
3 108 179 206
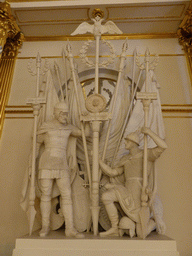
0 2 24 137
178 3 192 85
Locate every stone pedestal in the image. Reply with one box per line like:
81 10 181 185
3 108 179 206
12 230 180 256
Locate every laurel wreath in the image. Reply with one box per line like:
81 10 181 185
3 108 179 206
135 52 159 71
28 58 49 76
79 40 116 68
86 87 112 108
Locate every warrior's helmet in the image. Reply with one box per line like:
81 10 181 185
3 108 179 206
125 131 140 145
54 101 68 114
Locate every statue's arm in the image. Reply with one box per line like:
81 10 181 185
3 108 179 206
141 127 167 151
36 133 44 157
71 122 90 137
84 122 91 136
36 122 48 156
99 160 123 177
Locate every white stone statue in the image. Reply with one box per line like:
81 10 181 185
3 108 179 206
36 100 90 238
99 127 167 238
21 13 167 239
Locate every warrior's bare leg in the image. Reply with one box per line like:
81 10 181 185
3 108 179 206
39 179 53 237
99 189 119 237
56 175 84 238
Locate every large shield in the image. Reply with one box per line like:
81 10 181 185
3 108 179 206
71 173 92 232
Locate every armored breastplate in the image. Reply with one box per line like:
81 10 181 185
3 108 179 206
39 127 72 170
44 129 71 152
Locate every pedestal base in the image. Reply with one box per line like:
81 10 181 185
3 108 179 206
12 230 180 256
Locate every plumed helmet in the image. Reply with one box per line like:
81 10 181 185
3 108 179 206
54 101 68 113
125 131 140 145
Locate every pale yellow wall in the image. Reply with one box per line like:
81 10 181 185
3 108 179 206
157 118 192 256
0 38 191 256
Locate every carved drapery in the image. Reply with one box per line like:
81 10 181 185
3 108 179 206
178 3 192 85
0 2 24 137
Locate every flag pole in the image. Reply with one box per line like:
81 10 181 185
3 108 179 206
101 40 128 167
136 48 158 239
26 53 47 235
66 43 92 193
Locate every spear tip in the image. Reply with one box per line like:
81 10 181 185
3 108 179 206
54 61 59 70
66 43 72 53
27 205 36 236
62 48 66 57
36 52 41 61
145 48 150 57
122 39 128 51
133 48 137 56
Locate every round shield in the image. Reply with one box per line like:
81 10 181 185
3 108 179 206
85 94 107 113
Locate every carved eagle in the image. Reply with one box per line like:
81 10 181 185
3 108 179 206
71 18 123 36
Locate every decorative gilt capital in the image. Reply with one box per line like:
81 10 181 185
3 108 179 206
0 1 24 57
177 3 192 84
178 3 192 50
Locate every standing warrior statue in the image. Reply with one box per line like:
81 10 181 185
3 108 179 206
99 127 167 237
36 101 90 238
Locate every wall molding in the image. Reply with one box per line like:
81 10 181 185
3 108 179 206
24 33 178 42
5 104 192 119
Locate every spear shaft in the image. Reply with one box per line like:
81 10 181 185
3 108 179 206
101 40 128 165
66 44 92 193
54 61 65 101
111 69 142 168
62 50 69 107
27 53 42 235
136 49 157 239
142 53 149 207
95 35 100 94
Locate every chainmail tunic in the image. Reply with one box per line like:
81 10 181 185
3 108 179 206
37 122 73 179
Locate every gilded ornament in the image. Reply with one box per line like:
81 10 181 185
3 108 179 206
177 3 192 84
92 8 104 19
0 2 24 54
